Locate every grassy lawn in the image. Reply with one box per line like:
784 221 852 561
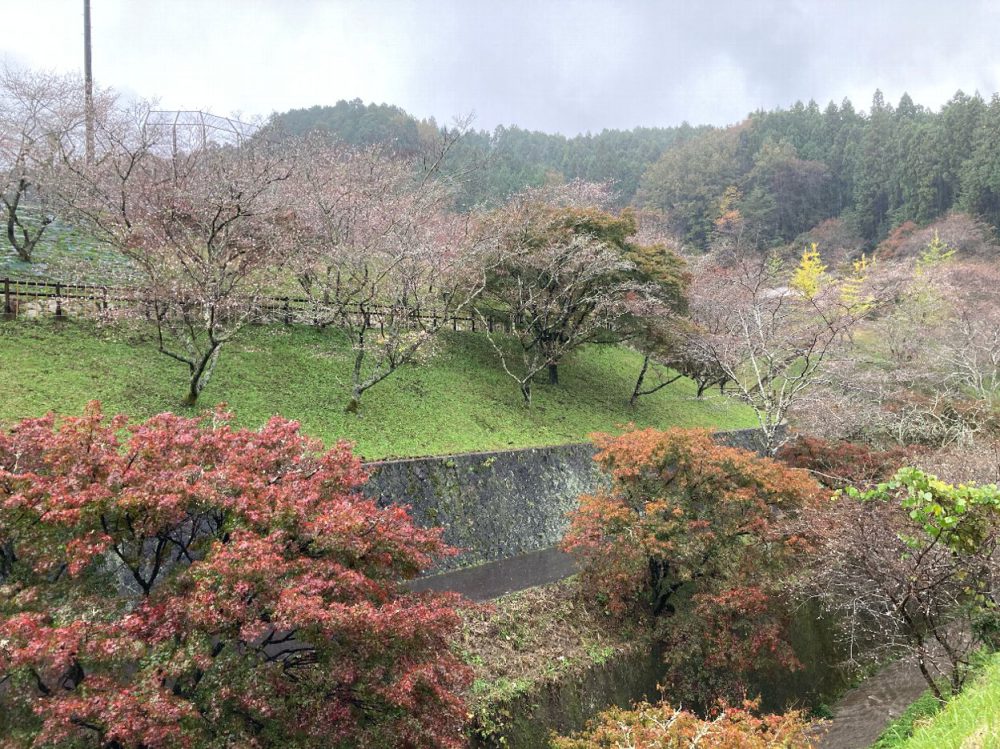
870 691 945 748
1 319 756 459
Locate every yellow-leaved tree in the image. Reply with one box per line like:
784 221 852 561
789 242 827 299
840 253 876 312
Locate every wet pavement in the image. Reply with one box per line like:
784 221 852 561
408 546 577 601
816 654 935 749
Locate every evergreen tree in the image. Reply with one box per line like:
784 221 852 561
852 90 897 241
959 94 1000 227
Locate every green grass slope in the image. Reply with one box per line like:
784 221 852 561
891 654 1000 749
1 319 756 459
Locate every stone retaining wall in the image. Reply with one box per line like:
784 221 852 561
364 426 780 572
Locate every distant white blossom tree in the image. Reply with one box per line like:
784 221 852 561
63 101 300 404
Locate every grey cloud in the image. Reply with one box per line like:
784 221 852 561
3 0 999 134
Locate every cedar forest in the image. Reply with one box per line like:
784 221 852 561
271 89 1000 248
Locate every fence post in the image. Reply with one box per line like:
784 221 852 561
283 297 291 325
54 283 65 320
2 278 11 319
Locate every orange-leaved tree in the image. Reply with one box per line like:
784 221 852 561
0 403 470 748
551 698 815 749
563 428 821 704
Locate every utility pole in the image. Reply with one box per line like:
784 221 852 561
84 0 94 164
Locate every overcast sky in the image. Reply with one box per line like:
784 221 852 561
4 1 1000 135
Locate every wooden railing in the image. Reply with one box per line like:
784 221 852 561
0 277 513 334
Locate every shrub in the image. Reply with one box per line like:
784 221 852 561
881 213 996 260
777 435 916 488
877 220 920 258
550 699 815 748
916 441 1000 485
808 467 1000 701
786 216 865 264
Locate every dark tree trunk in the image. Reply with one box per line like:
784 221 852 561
4 183 51 263
631 355 683 406
547 363 559 385
520 380 532 407
3 179 51 263
0 539 16 579
181 343 221 406
630 355 651 407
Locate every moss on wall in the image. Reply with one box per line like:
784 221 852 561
364 427 782 572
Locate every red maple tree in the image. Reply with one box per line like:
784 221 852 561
0 403 470 748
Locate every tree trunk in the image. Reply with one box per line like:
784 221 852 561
6 197 31 263
631 356 683 406
344 389 362 414
915 643 945 703
0 539 17 579
630 355 651 407
547 362 559 385
182 344 221 407
3 181 51 263
520 380 532 407
762 422 783 457
347 334 367 414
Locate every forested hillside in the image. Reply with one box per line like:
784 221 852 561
268 100 707 209
269 89 1000 249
